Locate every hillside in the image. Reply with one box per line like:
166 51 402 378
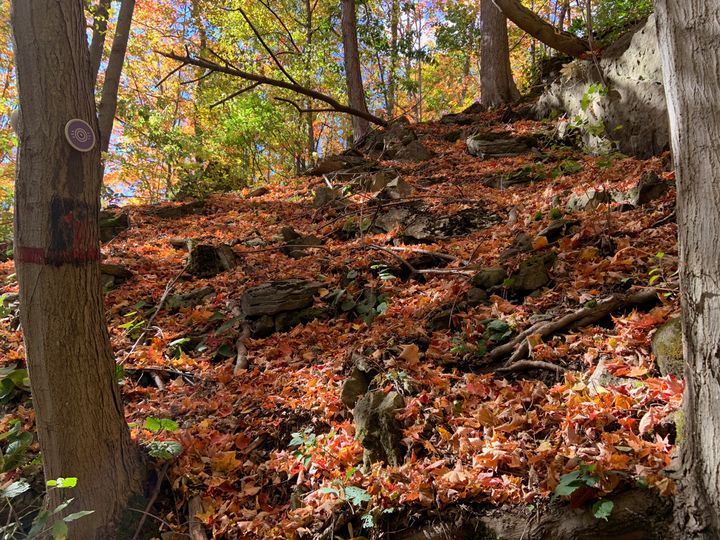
0 108 681 539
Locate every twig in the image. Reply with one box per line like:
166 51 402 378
131 461 170 540
210 82 261 108
121 262 189 364
366 244 418 275
384 246 463 264
275 97 336 114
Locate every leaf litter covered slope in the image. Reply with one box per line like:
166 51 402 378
0 110 681 538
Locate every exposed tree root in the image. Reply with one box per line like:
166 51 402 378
487 288 659 371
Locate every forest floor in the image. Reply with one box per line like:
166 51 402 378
0 108 682 539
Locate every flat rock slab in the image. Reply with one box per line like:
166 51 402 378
467 132 534 159
353 390 405 467
153 200 205 219
241 279 322 317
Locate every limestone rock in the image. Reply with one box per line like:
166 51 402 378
280 227 323 259
535 15 667 157
100 263 133 289
651 316 684 377
471 267 508 290
394 139 434 162
154 200 204 219
509 253 556 293
353 390 405 466
247 186 270 198
240 280 321 317
99 208 130 242
305 153 368 175
467 132 532 159
165 286 215 312
627 171 671 206
187 244 238 278
566 189 613 212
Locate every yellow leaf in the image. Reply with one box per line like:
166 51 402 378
532 236 549 250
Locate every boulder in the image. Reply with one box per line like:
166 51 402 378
312 186 345 208
353 390 405 467
535 15 668 157
280 227 323 259
187 244 238 278
626 171 671 206
341 352 378 409
247 186 270 198
651 316 684 377
240 280 321 317
305 152 368 175
274 306 332 333
394 140 434 162
536 219 579 243
500 233 533 260
566 189 613 212
374 177 415 200
508 253 556 293
99 209 130 242
471 267 508 290
154 200 204 219
100 263 133 289
362 121 418 158
165 286 215 312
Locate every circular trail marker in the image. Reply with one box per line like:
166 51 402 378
64 119 96 152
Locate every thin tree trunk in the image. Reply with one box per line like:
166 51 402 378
388 0 400 118
655 2 720 538
480 0 519 108
492 0 589 57
10 1 141 537
557 0 569 31
98 0 136 153
88 0 112 82
341 0 371 142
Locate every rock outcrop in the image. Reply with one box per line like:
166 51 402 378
535 15 668 157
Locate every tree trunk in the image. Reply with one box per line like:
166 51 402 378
492 0 589 57
341 0 371 142
11 1 142 537
98 0 136 153
88 0 112 82
480 0 519 108
655 2 720 537
387 0 400 118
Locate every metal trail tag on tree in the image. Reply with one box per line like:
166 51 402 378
64 119 96 152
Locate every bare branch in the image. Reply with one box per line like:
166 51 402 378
254 0 302 54
157 49 388 127
274 97 336 114
211 82 261 108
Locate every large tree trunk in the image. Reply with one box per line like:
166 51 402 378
98 0 136 152
655 2 720 538
11 1 141 537
492 0 589 58
341 0 371 142
480 0 519 108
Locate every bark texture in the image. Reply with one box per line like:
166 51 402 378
341 0 371 141
655 1 720 537
11 0 141 536
97 0 136 152
480 0 519 108
492 0 589 57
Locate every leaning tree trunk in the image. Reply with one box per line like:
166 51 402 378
11 1 141 537
341 0 371 142
492 0 589 57
655 1 720 538
480 0 519 108
88 0 112 82
97 0 136 152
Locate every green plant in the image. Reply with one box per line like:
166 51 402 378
370 263 396 281
549 207 563 220
554 464 617 521
0 420 33 473
289 429 319 467
0 364 30 406
551 160 583 178
0 477 94 539
118 311 146 340
647 251 678 298
141 418 183 461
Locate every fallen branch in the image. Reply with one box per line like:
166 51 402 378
490 288 659 366
495 360 569 374
157 49 387 128
366 244 418 276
